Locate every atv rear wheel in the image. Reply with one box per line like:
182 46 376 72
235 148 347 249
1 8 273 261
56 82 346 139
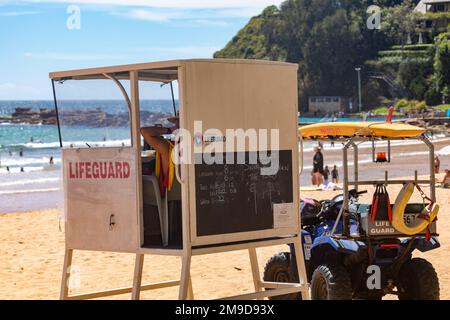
263 252 301 300
398 258 439 300
311 265 352 300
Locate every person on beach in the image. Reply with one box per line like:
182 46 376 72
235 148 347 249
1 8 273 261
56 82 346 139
441 169 450 188
332 165 339 184
20 167 24 172
312 147 324 187
19 148 23 157
310 170 316 186
6 166 10 173
435 156 440 174
49 156 54 165
323 165 330 183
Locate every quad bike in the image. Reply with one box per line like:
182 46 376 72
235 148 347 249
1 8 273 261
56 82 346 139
263 189 440 300
264 117 441 300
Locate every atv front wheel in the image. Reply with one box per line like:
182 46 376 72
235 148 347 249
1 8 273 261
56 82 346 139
398 258 439 300
310 265 352 300
263 252 301 300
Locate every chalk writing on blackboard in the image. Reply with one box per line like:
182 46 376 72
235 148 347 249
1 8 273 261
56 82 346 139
195 150 293 236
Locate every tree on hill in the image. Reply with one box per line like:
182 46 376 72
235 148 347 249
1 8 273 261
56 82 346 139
381 0 421 46
427 32 450 105
214 6 286 61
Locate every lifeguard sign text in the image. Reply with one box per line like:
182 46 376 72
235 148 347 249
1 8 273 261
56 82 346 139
68 161 131 179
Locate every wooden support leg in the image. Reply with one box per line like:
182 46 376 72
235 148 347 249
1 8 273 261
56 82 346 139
60 248 73 300
178 254 192 300
187 277 194 300
293 240 310 300
131 254 145 300
248 248 263 299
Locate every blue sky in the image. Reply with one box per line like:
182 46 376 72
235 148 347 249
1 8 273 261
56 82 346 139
0 0 283 100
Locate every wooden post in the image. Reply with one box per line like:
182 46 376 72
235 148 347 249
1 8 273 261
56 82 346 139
293 240 310 300
178 254 192 300
248 248 262 299
60 248 73 300
130 70 145 246
187 277 194 300
131 254 145 300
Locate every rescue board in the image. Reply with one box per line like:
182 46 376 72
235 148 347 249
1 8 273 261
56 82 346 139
299 122 425 138
299 186 323 192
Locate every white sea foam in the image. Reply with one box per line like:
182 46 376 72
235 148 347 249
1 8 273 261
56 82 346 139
438 145 450 156
0 157 61 167
302 158 375 171
0 177 60 187
0 166 46 174
301 136 450 153
0 188 60 195
300 150 436 172
14 139 132 149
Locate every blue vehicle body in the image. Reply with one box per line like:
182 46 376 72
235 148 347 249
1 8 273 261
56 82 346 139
289 213 440 282
264 192 441 299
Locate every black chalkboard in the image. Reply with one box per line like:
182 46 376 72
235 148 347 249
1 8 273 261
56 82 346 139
195 150 293 236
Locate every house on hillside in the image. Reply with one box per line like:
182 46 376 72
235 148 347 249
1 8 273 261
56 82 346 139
415 0 450 36
415 0 450 13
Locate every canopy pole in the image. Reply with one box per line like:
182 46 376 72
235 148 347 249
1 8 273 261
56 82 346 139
170 81 177 116
350 141 358 191
372 139 376 162
51 80 63 148
387 139 391 163
421 135 436 202
102 73 132 114
342 138 355 237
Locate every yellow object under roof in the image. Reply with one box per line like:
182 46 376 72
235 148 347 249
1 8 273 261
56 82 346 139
299 122 426 139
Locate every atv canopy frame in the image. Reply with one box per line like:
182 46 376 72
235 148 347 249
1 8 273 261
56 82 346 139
298 122 435 237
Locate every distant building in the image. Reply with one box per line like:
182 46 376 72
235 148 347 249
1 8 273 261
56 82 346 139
415 0 450 13
308 96 346 114
415 0 450 35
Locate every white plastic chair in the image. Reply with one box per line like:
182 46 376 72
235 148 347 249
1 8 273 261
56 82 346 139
142 175 168 247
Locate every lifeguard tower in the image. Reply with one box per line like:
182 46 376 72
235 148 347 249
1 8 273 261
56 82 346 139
49 59 309 300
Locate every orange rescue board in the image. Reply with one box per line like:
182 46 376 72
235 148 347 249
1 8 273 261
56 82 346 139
298 122 426 138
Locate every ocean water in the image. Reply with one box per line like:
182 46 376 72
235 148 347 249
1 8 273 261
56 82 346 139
0 100 175 213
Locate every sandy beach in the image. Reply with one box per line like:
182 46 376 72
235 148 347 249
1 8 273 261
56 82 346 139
0 141 449 300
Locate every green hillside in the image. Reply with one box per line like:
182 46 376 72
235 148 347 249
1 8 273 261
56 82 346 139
214 0 450 110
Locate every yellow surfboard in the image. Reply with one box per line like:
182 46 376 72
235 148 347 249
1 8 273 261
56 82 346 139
299 122 425 139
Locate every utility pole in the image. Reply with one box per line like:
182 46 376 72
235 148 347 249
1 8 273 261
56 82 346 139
355 67 362 113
